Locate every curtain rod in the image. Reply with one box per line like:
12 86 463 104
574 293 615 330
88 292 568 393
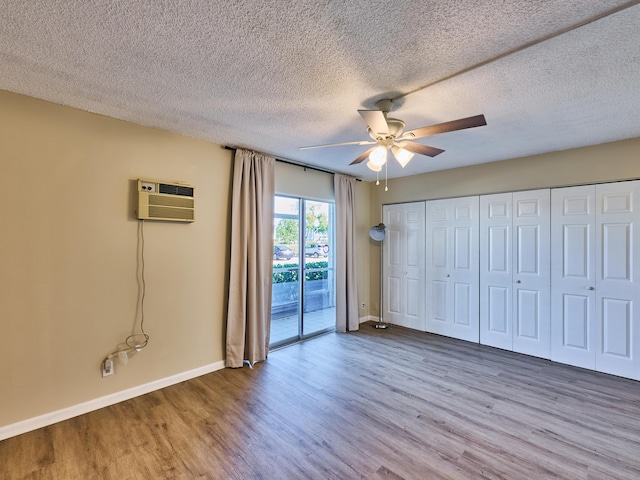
224 146 361 181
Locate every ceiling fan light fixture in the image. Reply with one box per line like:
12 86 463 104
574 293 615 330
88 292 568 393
392 145 414 168
369 145 387 167
366 159 382 172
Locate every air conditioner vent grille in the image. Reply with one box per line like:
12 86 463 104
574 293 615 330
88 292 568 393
149 195 194 208
149 206 195 220
159 184 194 197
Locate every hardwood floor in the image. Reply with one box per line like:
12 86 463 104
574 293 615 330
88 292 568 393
2 323 640 479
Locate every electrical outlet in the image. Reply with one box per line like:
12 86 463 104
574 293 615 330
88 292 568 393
361 303 366 310
102 358 114 377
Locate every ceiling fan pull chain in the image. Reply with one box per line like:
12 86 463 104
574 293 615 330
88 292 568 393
385 160 389 191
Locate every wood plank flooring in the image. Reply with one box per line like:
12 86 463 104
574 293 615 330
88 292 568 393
2 323 640 479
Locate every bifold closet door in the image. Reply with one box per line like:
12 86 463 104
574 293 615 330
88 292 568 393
595 181 640 379
551 181 639 379
551 186 597 369
512 190 551 359
480 193 513 350
425 196 479 342
480 190 550 358
383 202 426 331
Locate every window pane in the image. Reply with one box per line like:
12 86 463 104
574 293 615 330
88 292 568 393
271 197 300 345
302 200 335 336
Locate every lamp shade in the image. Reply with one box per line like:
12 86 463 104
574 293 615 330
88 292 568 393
369 146 387 166
369 223 386 241
366 159 382 172
392 145 415 168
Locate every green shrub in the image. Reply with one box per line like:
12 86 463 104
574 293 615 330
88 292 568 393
272 261 329 283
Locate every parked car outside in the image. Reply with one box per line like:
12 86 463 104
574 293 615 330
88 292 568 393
305 243 329 257
273 245 295 260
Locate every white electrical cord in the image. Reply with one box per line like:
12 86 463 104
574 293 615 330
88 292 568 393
102 220 150 370
127 219 150 349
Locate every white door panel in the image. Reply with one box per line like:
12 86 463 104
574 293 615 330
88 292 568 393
406 277 421 318
595 181 640 380
562 293 590 349
454 282 471 326
489 226 510 273
454 227 471 269
426 196 479 341
551 186 596 369
480 193 513 349
387 275 402 315
450 197 480 342
515 289 539 338
512 190 551 359
488 285 510 334
427 281 449 334
426 199 452 336
383 202 426 330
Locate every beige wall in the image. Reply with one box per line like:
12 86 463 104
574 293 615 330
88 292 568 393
0 91 232 428
367 137 640 317
355 180 372 318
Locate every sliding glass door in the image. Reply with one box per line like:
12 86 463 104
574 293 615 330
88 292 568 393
270 196 335 347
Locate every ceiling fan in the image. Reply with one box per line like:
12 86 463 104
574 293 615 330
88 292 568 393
300 99 486 172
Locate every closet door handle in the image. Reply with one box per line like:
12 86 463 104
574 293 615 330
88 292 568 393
587 286 595 291
515 280 521 284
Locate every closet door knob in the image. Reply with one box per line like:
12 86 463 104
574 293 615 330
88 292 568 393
515 280 521 283
587 286 595 290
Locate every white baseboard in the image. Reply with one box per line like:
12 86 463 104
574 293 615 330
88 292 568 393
0 360 225 441
359 315 379 324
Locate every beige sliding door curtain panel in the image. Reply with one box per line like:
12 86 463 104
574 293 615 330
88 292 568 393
334 174 359 332
226 149 275 368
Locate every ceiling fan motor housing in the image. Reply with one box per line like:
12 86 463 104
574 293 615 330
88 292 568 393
368 118 405 142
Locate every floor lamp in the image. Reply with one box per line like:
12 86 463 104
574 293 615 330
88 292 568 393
369 223 389 329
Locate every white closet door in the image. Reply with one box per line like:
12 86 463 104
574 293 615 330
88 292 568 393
426 196 479 341
383 202 426 330
426 199 451 336
551 185 596 369
449 196 480 342
595 181 640 380
512 190 551 359
480 193 513 350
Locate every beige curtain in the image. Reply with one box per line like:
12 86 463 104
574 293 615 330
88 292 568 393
334 174 359 332
226 149 275 368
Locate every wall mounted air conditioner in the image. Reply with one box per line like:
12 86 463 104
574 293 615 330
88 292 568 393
137 179 195 222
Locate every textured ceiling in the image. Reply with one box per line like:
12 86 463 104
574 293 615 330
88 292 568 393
1 1 639 181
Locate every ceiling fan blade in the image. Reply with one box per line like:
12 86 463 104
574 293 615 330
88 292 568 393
400 141 445 158
300 140 375 150
358 110 389 137
403 114 487 139
350 147 377 165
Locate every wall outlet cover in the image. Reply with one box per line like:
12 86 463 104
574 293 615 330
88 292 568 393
102 359 114 377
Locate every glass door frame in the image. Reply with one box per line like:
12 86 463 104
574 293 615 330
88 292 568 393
270 195 335 348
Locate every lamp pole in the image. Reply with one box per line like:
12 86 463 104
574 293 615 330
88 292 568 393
370 223 389 329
